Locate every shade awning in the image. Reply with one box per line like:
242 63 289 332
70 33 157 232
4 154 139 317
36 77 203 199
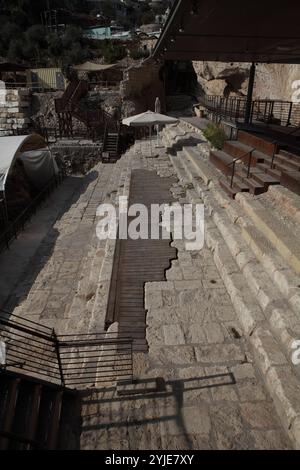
153 0 300 64
122 111 178 127
73 62 117 72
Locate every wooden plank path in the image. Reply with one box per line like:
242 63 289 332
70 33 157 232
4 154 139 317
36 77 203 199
107 170 177 352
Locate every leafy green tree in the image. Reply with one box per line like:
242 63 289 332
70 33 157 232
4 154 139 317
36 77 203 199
102 42 127 64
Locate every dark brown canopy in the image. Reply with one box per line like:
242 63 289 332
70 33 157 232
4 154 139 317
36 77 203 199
0 63 28 72
153 0 300 64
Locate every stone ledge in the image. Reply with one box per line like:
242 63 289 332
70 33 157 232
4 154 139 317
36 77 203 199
168 142 300 448
267 185 300 224
236 193 300 275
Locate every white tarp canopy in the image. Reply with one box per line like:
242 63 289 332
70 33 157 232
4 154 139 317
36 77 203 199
0 134 58 192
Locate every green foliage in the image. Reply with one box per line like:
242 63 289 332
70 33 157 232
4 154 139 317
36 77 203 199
140 11 155 25
0 0 91 65
0 0 172 65
101 42 127 64
131 49 150 60
202 123 227 150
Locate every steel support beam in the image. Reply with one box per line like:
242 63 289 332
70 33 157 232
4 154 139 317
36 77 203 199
245 62 256 124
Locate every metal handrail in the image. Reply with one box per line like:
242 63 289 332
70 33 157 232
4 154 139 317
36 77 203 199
226 148 256 188
0 313 134 389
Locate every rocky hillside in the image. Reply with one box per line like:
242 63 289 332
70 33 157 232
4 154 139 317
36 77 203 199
193 62 300 102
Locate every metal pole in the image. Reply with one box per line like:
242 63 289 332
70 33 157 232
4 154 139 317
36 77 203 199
52 329 65 387
287 102 293 126
149 125 152 156
245 62 256 124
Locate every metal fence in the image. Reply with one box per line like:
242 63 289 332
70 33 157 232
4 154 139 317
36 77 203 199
0 311 133 389
3 82 64 92
196 95 247 123
196 95 300 127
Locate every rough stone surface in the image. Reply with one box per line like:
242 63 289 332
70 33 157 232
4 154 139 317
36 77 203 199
79 139 292 450
1 132 295 449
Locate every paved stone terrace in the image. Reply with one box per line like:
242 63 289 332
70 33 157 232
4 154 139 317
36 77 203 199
80 141 291 450
0 157 129 334
0 138 293 449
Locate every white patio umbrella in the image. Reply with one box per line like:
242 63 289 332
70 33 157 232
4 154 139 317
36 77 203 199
122 111 178 156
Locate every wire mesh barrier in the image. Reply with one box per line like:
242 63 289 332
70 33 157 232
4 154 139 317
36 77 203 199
196 95 300 127
0 171 65 254
0 311 133 390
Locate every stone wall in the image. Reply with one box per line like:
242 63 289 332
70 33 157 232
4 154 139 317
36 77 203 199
120 59 165 116
0 86 31 136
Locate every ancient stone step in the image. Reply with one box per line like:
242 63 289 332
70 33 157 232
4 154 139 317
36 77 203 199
280 171 300 196
241 223 300 315
266 185 300 223
280 149 300 163
236 193 300 274
182 146 216 186
274 154 300 171
209 150 234 175
167 126 300 448
250 172 280 189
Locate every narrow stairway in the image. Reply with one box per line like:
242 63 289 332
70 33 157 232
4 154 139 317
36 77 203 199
0 371 80 450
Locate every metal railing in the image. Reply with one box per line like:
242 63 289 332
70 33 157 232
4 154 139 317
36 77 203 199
225 138 282 188
0 311 62 385
250 100 300 127
196 95 300 128
88 80 120 90
55 79 117 138
196 95 247 123
226 148 255 188
2 81 66 92
57 332 133 387
0 310 133 389
0 170 65 254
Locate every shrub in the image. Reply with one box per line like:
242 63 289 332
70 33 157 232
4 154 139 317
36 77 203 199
202 123 227 149
130 49 150 60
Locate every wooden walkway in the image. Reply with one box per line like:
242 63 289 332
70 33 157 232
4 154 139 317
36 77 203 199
107 170 177 352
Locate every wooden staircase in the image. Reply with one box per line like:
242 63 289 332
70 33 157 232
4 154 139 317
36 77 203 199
0 371 79 450
55 80 113 138
209 130 300 197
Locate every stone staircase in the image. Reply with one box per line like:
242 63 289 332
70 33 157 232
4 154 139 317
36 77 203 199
102 132 120 163
161 120 300 448
0 370 79 450
209 130 300 197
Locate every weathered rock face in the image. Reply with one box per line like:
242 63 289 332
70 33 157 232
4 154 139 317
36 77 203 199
193 62 300 101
